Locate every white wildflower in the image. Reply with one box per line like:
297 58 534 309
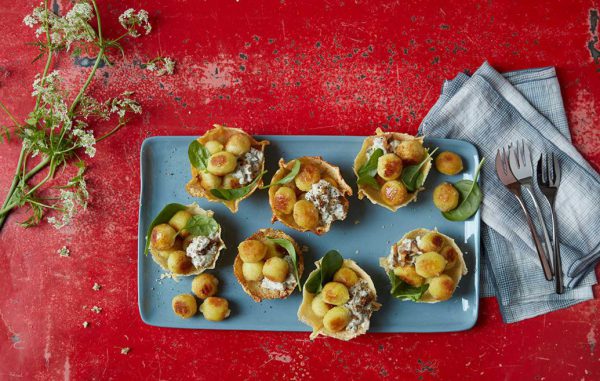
82 321 89 328
91 306 102 313
92 283 101 291
47 190 81 229
145 57 176 76
57 246 70 257
23 15 37 27
110 92 142 119
72 128 97 158
119 8 151 37
120 347 130 355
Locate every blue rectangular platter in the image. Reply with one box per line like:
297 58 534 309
138 135 480 333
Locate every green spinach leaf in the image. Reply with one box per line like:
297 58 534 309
267 237 302 291
188 140 210 170
401 147 438 192
184 214 219 237
357 148 384 189
144 203 187 255
305 250 343 294
442 158 486 221
210 170 266 201
262 160 301 189
387 271 429 301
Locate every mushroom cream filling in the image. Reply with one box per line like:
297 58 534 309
343 279 375 333
185 233 220 269
260 255 296 291
304 180 347 225
231 148 264 185
366 136 389 160
388 238 422 267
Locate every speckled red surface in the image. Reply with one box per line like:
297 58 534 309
1 1 599 380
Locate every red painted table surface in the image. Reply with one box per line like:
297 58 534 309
1 0 600 380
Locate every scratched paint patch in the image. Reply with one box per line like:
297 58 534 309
569 88 600 161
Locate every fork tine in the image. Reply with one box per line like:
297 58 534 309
509 144 519 173
537 154 544 185
514 141 521 168
520 140 525 166
553 152 561 185
546 153 551 185
523 142 531 167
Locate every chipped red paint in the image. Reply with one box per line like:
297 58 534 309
1 0 600 380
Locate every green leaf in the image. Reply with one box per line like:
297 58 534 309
387 271 429 301
267 237 302 291
210 171 266 201
442 158 486 221
183 214 219 237
305 250 343 294
188 140 210 171
401 147 438 192
262 160 301 189
356 148 383 189
144 203 187 255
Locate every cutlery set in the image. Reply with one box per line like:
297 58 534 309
496 141 600 293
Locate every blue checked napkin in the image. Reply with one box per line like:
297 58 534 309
419 62 600 323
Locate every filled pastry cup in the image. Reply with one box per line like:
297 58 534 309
148 203 225 277
268 157 352 235
298 255 381 341
186 124 269 213
380 228 467 303
233 228 304 302
353 128 433 211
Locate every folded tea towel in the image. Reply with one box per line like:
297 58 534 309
419 62 600 323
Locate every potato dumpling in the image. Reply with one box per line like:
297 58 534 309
205 140 224 154
200 297 230 321
311 293 332 317
264 240 285 259
440 246 459 269
323 306 351 332
242 262 264 281
238 239 267 263
294 164 321 192
262 257 289 282
155 248 180 261
323 175 338 188
380 180 408 206
172 294 198 318
417 232 445 252
435 151 464 175
333 267 359 288
168 210 192 237
151 223 177 250
428 274 455 301
433 182 460 212
207 151 237 176
192 273 219 299
415 252 447 278
377 153 403 181
225 133 251 156
393 265 425 287
321 282 350 306
200 172 222 190
273 187 297 214
394 140 426 164
293 200 319 229
167 250 194 274
222 174 241 189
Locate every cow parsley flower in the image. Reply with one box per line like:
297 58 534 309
47 190 81 229
57 246 70 257
72 128 97 158
145 56 176 76
119 8 151 37
110 91 142 119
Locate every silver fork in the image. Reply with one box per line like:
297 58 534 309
537 153 564 294
509 140 554 273
495 146 553 280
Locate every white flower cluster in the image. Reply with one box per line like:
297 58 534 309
118 8 151 37
47 189 84 229
145 57 176 76
72 126 97 158
110 91 142 119
57 246 70 257
23 2 96 50
31 71 71 129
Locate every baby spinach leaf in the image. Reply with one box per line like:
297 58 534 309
267 237 302 291
210 171 266 201
304 249 343 294
262 160 301 189
144 203 187 255
357 148 384 189
188 140 210 170
184 214 219 237
401 147 438 192
387 271 429 302
442 157 486 222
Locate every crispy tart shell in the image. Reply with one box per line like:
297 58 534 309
186 124 269 213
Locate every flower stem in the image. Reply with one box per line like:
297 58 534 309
0 100 22 127
35 0 54 110
0 146 26 229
